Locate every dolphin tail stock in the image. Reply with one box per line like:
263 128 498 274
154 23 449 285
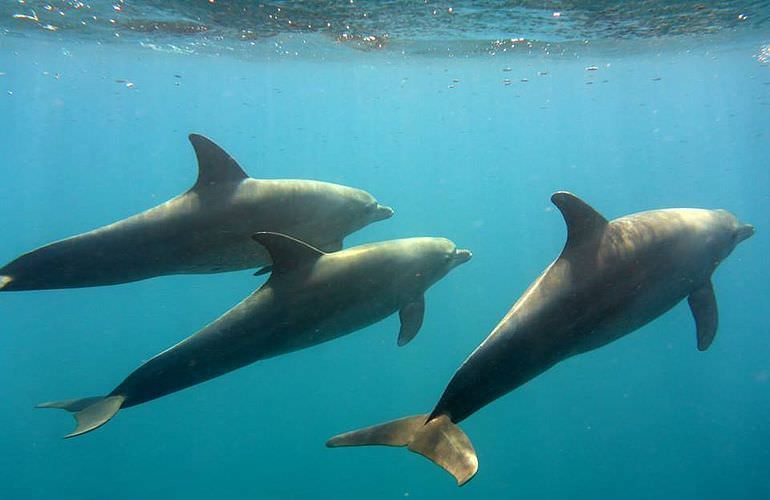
36 395 125 438
326 413 478 486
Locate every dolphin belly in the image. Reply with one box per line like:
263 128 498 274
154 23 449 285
0 228 172 290
431 326 560 423
113 311 274 407
566 267 707 356
112 286 401 407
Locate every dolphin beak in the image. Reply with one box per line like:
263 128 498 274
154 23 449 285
374 204 395 221
736 223 755 243
453 249 473 266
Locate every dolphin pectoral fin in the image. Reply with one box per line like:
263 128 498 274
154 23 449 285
397 296 425 346
253 265 273 276
688 280 718 351
37 395 125 438
252 232 325 274
551 192 608 252
188 134 249 189
327 414 478 486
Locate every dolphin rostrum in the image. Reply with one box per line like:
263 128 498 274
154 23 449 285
327 192 754 486
38 233 472 437
0 134 393 291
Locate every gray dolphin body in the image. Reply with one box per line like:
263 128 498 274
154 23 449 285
328 192 754 486
38 233 472 437
0 134 393 291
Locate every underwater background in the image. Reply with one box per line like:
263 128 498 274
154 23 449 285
1 1 768 498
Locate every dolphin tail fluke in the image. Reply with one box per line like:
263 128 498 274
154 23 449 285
326 414 478 486
37 395 125 438
0 275 12 291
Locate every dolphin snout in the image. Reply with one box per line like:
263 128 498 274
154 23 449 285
373 204 395 221
736 223 755 243
453 248 473 265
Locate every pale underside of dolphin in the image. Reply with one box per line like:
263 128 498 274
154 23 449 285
0 134 393 291
37 233 472 438
327 191 754 486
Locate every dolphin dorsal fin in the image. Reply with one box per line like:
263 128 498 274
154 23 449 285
252 232 325 274
551 192 608 251
188 134 248 189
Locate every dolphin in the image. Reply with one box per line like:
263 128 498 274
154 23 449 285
38 233 472 437
327 192 754 486
0 134 393 291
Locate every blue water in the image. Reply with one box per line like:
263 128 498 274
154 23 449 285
1 7 769 499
